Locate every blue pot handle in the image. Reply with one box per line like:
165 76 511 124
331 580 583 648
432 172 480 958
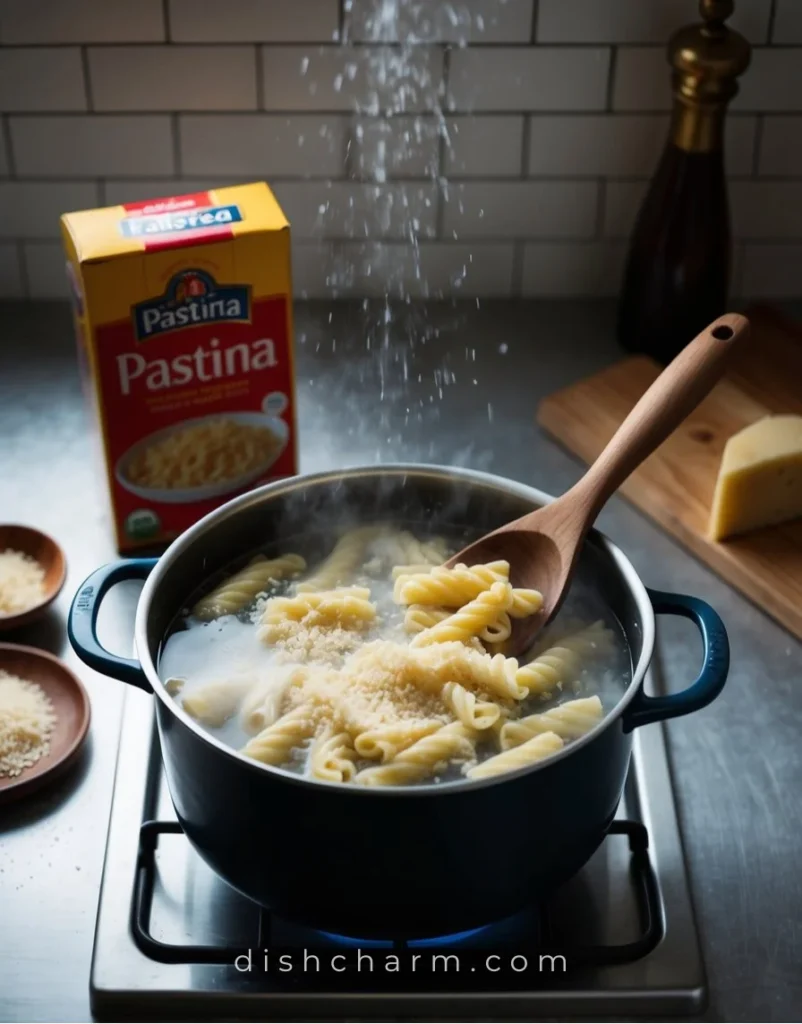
68 559 158 692
624 589 729 730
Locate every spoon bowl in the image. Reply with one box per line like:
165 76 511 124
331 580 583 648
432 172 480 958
446 313 750 657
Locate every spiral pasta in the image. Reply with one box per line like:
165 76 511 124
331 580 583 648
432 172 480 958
500 695 603 749
296 526 385 592
309 729 358 782
514 621 614 697
403 604 450 634
241 706 316 765
239 668 304 734
509 587 544 618
353 720 443 762
394 560 509 607
466 731 564 779
175 532 618 787
259 587 377 642
416 643 527 701
442 682 501 730
181 675 254 727
356 721 476 785
192 553 306 620
410 581 513 647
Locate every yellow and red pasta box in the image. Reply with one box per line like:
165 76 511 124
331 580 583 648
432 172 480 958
61 182 298 553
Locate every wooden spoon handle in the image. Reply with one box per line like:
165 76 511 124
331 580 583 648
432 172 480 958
566 312 750 525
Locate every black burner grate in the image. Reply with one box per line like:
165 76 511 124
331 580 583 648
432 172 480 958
131 818 663 975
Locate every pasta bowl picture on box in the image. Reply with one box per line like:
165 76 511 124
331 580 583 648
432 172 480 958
114 411 289 505
68 466 729 939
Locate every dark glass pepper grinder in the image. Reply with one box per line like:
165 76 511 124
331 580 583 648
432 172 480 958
617 0 751 364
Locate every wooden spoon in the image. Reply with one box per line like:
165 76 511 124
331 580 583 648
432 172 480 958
446 312 750 658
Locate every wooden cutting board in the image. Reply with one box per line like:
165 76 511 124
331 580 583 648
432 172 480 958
537 306 802 640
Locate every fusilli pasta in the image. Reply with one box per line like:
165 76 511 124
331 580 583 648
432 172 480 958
466 731 565 779
500 695 603 748
192 553 306 620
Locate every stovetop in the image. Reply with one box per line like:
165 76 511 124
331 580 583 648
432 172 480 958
91 661 705 1021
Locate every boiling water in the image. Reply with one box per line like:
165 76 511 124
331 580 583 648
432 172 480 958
159 526 632 782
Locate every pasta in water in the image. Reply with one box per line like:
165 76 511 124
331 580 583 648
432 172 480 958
160 524 629 786
126 417 282 491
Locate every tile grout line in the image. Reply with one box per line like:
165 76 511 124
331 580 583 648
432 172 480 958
751 114 764 177
16 240 30 298
594 178 606 239
766 0 779 43
254 44 265 112
80 45 94 112
170 113 181 177
511 240 525 297
2 116 17 178
605 45 618 112
163 0 172 43
520 114 532 177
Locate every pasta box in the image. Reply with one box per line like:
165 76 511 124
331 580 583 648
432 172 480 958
60 182 298 554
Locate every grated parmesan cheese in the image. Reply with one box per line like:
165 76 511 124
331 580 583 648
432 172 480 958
0 548 46 616
0 671 57 778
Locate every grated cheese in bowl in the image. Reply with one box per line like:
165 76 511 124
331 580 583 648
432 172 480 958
0 670 57 778
0 549 46 616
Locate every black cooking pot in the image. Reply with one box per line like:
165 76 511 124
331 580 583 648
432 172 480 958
69 466 728 938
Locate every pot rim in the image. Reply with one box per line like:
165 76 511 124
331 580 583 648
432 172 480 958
134 463 655 795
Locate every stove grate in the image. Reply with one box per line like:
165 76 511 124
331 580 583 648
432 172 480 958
131 818 663 970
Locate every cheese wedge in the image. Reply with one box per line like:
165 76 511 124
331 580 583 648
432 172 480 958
709 415 802 540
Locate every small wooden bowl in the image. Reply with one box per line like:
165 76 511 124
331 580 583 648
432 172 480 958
0 525 66 631
0 643 90 804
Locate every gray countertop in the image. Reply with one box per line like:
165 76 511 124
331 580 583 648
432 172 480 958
0 299 800 1022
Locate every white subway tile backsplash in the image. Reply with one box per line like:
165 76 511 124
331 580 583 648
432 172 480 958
292 241 515 297
22 242 69 298
443 116 524 177
271 180 438 239
88 46 257 111
102 179 242 207
11 116 175 176
0 48 86 112
741 243 802 296
612 48 670 111
351 116 440 179
529 114 756 177
522 241 627 296
449 47 610 112
0 243 23 297
0 181 98 238
731 181 802 238
528 115 666 176
735 49 802 111
0 0 165 43
261 46 444 113
442 181 597 238
603 180 646 238
537 0 770 45
0 1 799 301
180 114 347 177
345 0 534 43
758 116 802 175
169 0 339 42
773 1 802 43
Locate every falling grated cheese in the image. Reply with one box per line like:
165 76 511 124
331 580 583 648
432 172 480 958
0 548 46 616
0 671 57 778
